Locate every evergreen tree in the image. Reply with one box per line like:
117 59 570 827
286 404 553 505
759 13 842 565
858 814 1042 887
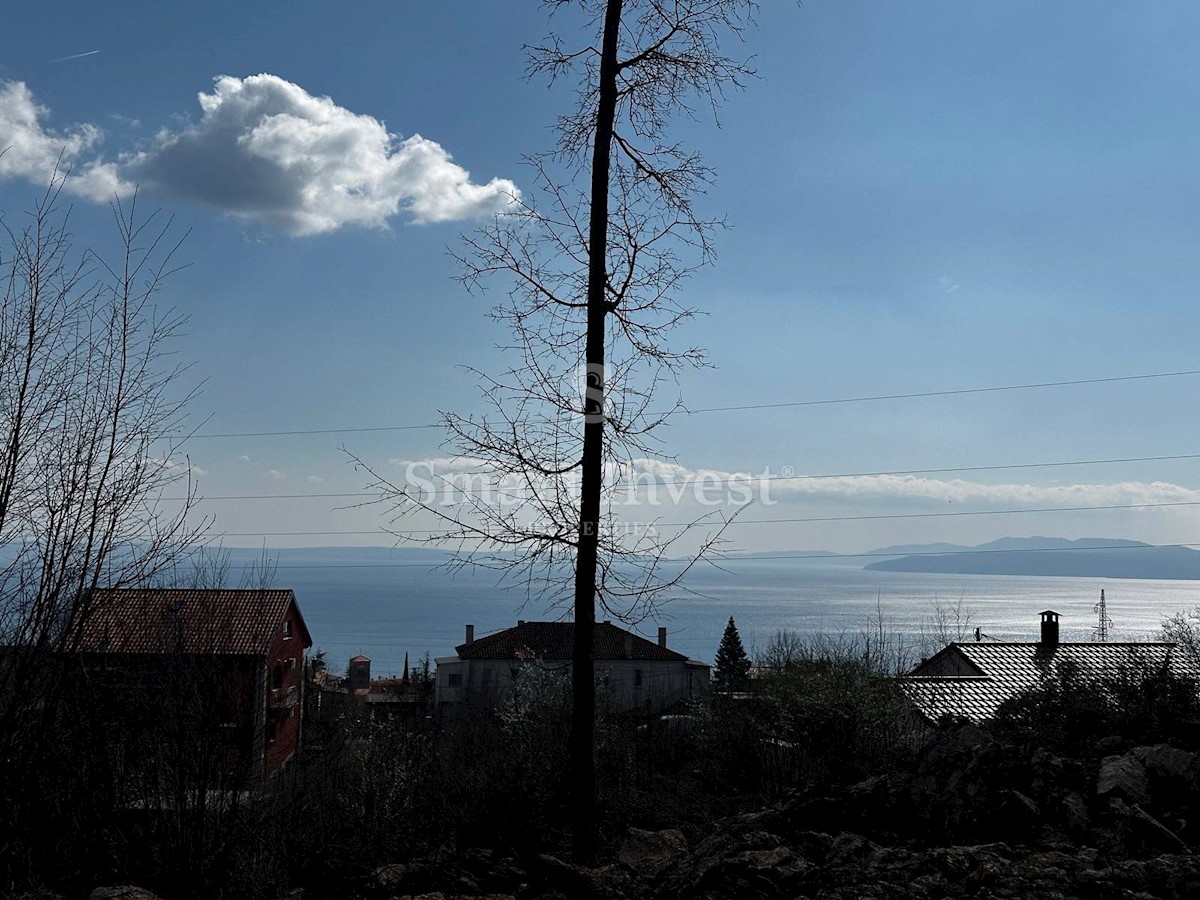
714 617 752 690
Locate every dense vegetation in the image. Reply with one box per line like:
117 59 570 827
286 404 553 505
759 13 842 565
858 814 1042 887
8 618 1200 898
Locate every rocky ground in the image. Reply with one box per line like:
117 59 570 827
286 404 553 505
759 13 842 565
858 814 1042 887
87 725 1200 900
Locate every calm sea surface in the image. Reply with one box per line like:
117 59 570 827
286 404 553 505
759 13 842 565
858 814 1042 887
254 549 1200 676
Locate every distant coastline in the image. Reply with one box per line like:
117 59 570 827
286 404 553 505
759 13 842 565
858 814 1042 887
723 537 1200 580
861 537 1200 580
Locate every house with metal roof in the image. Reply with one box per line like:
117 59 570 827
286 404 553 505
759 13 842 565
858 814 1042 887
68 588 313 780
899 610 1200 724
435 620 710 714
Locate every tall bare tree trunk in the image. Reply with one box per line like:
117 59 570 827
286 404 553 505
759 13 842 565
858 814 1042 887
356 0 759 865
570 0 623 865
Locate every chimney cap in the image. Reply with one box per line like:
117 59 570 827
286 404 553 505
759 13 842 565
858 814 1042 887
1039 610 1060 647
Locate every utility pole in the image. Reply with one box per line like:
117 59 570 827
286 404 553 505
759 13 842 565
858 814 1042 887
1092 589 1113 642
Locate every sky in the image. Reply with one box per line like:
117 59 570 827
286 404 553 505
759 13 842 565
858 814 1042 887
3 1 1200 556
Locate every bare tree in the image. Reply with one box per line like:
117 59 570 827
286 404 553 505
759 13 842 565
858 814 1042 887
352 0 759 860
0 175 204 883
1160 606 1200 664
919 593 975 657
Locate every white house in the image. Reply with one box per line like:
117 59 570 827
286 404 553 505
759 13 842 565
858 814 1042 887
435 620 709 714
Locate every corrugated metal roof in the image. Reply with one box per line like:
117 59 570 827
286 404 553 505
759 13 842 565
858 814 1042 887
901 642 1200 724
455 621 686 662
71 589 311 656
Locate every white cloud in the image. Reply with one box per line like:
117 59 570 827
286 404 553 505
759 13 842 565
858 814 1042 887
265 469 286 480
2 75 519 236
627 458 1200 508
306 475 324 483
145 456 207 478
129 74 520 235
389 454 1200 510
939 275 960 294
0 80 132 201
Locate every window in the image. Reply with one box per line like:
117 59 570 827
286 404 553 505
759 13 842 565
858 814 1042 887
634 669 643 688
271 664 284 690
448 673 463 687
285 657 295 671
283 620 293 639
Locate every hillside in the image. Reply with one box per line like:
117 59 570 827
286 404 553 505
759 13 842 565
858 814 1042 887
863 536 1200 579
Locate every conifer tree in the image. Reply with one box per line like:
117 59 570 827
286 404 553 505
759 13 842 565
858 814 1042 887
714 616 752 690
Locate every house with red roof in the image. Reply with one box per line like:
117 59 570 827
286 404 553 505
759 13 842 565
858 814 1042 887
435 620 710 714
68 588 312 780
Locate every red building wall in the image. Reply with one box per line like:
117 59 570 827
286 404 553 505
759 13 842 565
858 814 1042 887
262 600 307 776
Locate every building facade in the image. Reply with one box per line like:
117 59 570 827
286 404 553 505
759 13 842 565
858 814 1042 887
435 620 710 714
69 588 313 780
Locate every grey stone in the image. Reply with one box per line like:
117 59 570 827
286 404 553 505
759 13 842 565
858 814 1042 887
1133 744 1200 790
616 827 689 879
1058 791 1091 834
1097 753 1152 806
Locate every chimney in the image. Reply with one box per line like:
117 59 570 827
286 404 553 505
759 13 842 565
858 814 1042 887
658 626 667 648
465 624 475 644
348 656 371 691
1039 610 1060 647
624 633 634 659
517 620 526 627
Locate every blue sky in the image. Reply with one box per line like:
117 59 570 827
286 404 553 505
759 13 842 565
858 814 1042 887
3 1 1200 554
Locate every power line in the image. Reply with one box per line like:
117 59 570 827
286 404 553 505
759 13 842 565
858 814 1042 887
162 450 1200 503
684 368 1200 414
202 539 1200 569
190 423 441 439
185 367 1200 439
208 497 1200 538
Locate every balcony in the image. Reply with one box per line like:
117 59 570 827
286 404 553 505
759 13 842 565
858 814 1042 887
269 683 298 710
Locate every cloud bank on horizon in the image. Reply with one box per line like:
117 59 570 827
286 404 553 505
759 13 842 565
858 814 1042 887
0 74 519 235
388 455 1200 511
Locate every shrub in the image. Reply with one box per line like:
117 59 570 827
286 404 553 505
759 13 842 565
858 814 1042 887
993 656 1200 754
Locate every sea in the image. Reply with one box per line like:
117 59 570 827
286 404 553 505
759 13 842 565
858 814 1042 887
240 547 1200 676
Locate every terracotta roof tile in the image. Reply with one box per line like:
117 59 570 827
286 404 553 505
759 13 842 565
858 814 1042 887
456 621 686 662
71 589 311 656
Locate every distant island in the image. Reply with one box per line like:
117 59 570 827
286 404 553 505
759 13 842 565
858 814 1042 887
862 536 1200 580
